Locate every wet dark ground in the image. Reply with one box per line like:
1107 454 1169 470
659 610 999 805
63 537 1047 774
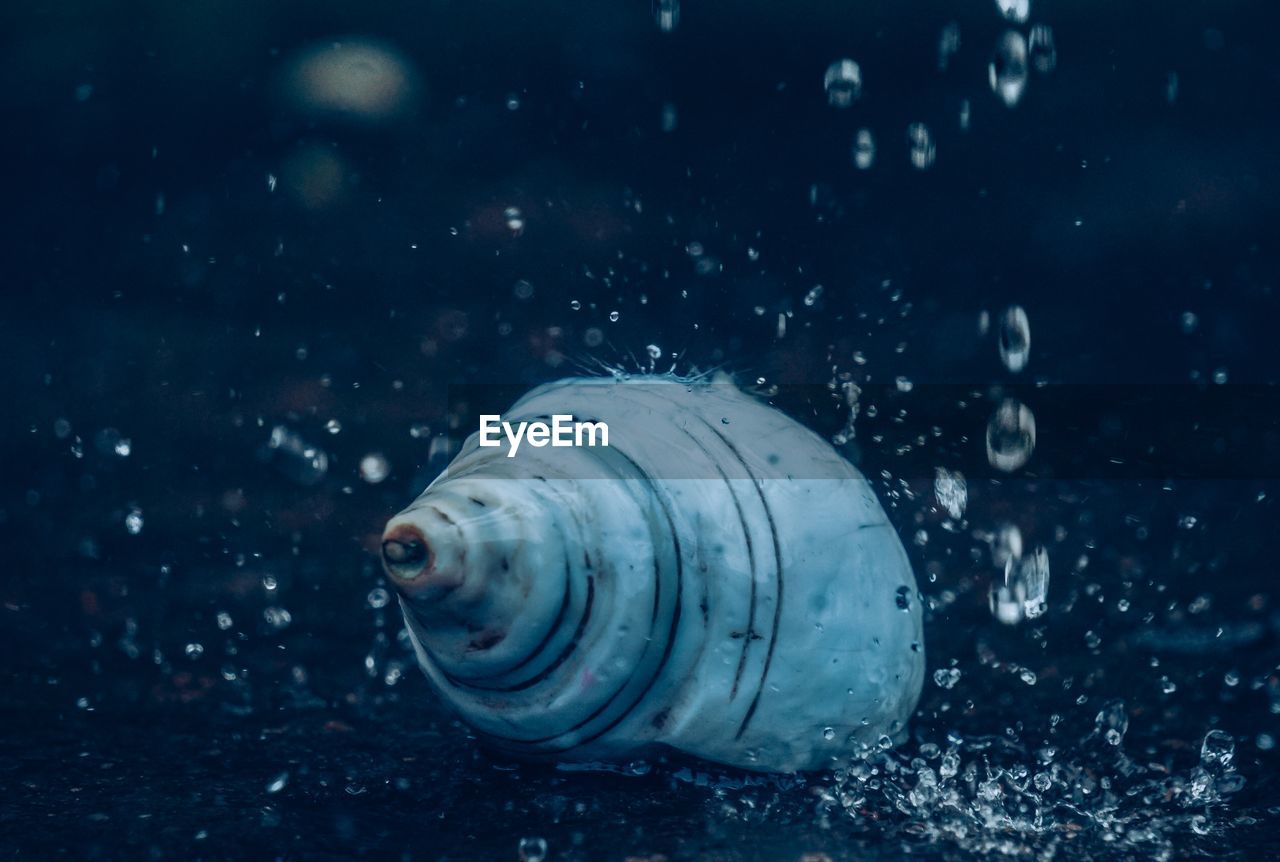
5 1 1280 859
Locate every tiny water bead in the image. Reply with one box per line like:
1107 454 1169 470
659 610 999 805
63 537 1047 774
124 507 144 535
358 452 390 484
824 59 862 108
503 206 525 235
998 305 1031 372
989 30 1029 108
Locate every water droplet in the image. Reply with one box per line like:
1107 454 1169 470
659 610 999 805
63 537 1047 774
938 22 962 71
824 59 862 108
124 507 144 535
803 285 824 307
504 206 525 235
263 607 293 631
325 418 342 435
265 426 329 486
989 31 1029 108
933 668 961 689
852 128 875 170
823 726 836 741
989 582 1023 625
1180 311 1199 333
216 612 234 631
906 123 935 170
1096 700 1129 745
266 771 289 794
933 468 967 519
998 305 1031 372
518 837 548 862
608 310 620 322
367 587 391 609
655 0 679 33
995 0 1030 24
569 299 581 311
1028 24 1057 73
1006 545 1050 618
184 642 204 659
359 453 390 484
986 398 1036 471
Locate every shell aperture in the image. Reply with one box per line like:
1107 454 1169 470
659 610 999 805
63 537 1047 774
381 377 925 772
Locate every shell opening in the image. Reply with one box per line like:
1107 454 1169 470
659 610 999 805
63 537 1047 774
381 529 430 582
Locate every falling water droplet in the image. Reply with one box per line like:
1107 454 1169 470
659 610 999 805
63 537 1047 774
1028 24 1057 73
265 426 329 486
998 305 1031 372
655 0 679 33
824 59 862 108
989 31 1029 108
1095 699 1129 745
906 123 935 170
504 206 525 235
934 468 968 519
995 0 1030 24
518 837 548 862
853 128 875 170
986 398 1036 471
125 507 144 535
359 453 390 484
938 22 962 71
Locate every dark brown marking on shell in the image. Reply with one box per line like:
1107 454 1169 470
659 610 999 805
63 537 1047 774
446 573 592 694
696 423 784 742
467 630 506 651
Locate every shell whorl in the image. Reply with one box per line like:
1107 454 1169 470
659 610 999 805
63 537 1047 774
382 377 924 772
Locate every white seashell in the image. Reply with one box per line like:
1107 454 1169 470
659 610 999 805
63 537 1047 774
381 377 924 772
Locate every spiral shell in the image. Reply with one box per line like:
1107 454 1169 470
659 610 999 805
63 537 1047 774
381 377 924 772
